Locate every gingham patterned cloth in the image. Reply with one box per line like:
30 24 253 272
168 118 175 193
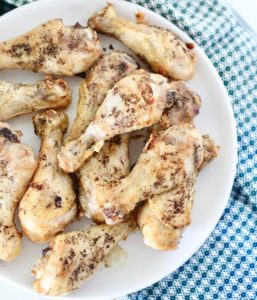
1 0 257 299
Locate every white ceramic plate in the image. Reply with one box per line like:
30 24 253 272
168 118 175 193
0 0 237 299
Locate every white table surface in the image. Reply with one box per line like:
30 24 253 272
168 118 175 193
1 0 257 299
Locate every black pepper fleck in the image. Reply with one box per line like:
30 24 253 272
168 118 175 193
55 196 62 208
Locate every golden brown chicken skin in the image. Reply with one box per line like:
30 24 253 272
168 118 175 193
88 4 196 80
82 81 203 226
58 69 174 173
0 19 103 75
79 134 130 223
0 122 37 260
99 124 204 224
32 218 137 296
139 135 219 250
66 51 138 143
0 76 71 121
19 110 77 243
67 52 137 223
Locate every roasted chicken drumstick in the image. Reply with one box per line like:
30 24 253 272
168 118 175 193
144 81 202 232
0 122 37 260
139 135 219 250
66 51 138 142
79 80 201 224
148 135 219 229
0 76 71 121
138 202 182 251
137 90 218 250
32 218 137 296
19 110 77 243
88 4 196 80
79 134 130 223
0 19 103 75
99 123 204 224
58 69 174 172
66 51 137 223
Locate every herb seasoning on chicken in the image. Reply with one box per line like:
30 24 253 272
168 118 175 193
0 122 37 261
88 3 196 80
0 19 103 75
19 110 77 243
0 76 71 121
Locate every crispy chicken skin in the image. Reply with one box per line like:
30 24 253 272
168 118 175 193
0 122 37 260
139 136 219 250
19 110 77 243
0 76 71 121
149 174 196 229
79 134 130 223
101 124 204 224
79 82 202 224
58 69 174 172
154 81 201 131
138 86 218 250
66 52 137 223
74 74 201 223
88 4 196 80
148 135 219 229
147 82 202 229
66 51 138 143
138 202 182 251
32 218 137 296
199 134 220 171
0 19 103 76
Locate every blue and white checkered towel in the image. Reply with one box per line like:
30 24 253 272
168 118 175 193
1 0 257 299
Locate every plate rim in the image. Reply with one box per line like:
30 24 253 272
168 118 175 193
0 0 238 299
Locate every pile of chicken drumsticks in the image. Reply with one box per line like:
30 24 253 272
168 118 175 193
0 4 218 296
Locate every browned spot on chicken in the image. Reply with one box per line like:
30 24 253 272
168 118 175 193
186 43 195 49
0 127 19 143
135 11 147 24
30 182 44 190
42 247 51 256
55 196 62 208
8 43 32 58
116 61 128 73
